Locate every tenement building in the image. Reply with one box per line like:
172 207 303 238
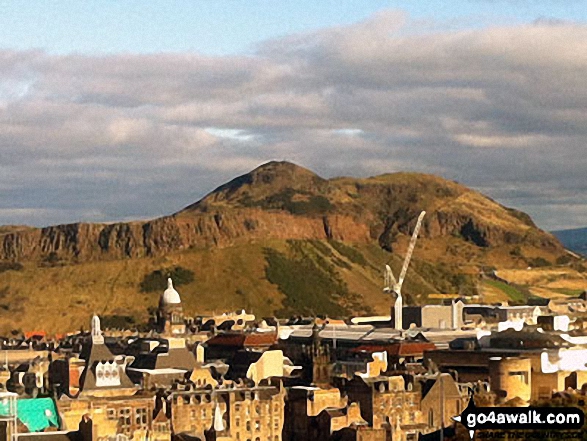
163 381 286 440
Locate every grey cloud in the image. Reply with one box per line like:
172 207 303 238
0 11 586 229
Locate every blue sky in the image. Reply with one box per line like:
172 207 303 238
0 2 586 230
0 1 584 55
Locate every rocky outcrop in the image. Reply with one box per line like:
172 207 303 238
0 161 564 263
422 211 559 250
0 210 371 263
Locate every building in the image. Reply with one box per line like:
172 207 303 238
426 327 587 401
488 357 531 403
335 374 425 440
165 382 286 441
403 301 464 330
127 337 197 390
418 374 466 433
283 387 350 441
53 316 157 441
157 278 186 336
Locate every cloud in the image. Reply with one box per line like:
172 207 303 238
0 11 586 229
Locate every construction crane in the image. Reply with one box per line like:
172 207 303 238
384 211 426 330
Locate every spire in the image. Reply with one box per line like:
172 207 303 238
213 401 225 432
91 314 104 344
91 314 101 336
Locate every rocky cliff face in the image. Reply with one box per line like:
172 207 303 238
0 211 372 262
0 161 564 263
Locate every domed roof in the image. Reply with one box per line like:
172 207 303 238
162 278 181 305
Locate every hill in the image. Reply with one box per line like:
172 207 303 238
553 227 587 256
0 161 569 333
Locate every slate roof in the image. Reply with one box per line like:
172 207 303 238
350 342 436 356
206 332 276 348
130 347 196 371
78 339 136 395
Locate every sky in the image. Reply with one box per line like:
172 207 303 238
0 1 586 230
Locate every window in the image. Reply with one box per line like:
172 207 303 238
118 408 132 433
107 408 116 420
135 408 148 428
509 371 529 385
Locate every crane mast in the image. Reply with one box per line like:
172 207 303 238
384 210 426 331
397 211 426 291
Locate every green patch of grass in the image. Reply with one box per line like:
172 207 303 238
527 257 552 268
555 255 573 265
328 240 367 266
101 315 136 329
140 266 195 293
332 257 352 270
243 188 333 215
551 288 584 297
289 195 332 215
308 240 333 257
264 248 349 317
265 241 376 316
485 279 527 304
411 260 462 295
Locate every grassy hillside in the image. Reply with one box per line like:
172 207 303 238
0 162 574 333
495 267 587 300
0 237 488 334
